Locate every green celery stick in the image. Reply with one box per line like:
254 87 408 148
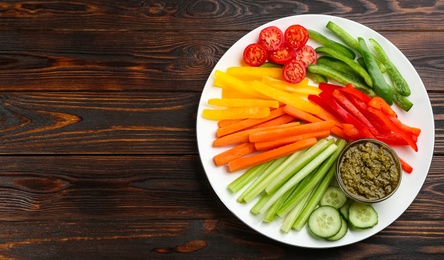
258 143 338 215
228 161 272 193
265 138 334 195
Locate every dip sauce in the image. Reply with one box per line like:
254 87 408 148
338 140 401 201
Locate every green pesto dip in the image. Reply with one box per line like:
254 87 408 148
338 140 400 201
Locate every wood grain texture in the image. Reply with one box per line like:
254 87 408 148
0 0 442 31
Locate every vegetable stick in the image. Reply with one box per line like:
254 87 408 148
213 142 257 166
208 98 279 108
214 70 270 99
216 106 286 137
202 106 270 120
228 161 273 194
257 143 338 214
251 80 337 122
249 120 335 143
248 114 296 129
213 121 301 147
221 86 258 99
399 157 413 174
217 118 243 128
254 130 331 150
228 138 318 173
283 105 346 139
226 66 283 81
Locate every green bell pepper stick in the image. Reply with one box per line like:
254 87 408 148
307 63 375 97
369 38 411 96
308 29 356 60
326 21 387 73
316 56 362 78
316 46 373 87
358 37 394 105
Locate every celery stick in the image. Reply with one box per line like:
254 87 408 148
292 139 347 231
263 185 297 222
281 183 318 233
276 139 347 217
228 161 272 194
258 143 338 215
250 192 271 215
242 150 305 203
236 156 288 203
265 138 334 195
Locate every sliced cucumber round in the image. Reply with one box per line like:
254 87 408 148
308 205 342 238
326 217 348 241
348 201 378 229
339 199 352 221
320 186 347 209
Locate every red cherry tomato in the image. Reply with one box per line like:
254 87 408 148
258 26 284 52
282 60 306 84
294 45 317 67
284 24 309 50
243 43 268 67
269 45 295 65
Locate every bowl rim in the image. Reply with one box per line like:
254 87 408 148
336 138 402 204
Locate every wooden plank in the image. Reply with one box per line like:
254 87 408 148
0 92 201 154
0 31 441 92
0 0 442 31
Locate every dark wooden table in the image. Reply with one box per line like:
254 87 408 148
0 1 442 259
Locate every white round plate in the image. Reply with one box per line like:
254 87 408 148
196 14 434 248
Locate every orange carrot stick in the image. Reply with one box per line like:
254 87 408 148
283 105 347 139
228 138 318 172
249 120 335 143
213 121 301 147
248 114 296 129
216 106 286 137
218 119 243 128
254 130 331 151
213 142 257 166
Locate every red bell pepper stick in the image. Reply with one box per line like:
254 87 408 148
318 91 374 138
341 83 372 103
389 116 421 137
308 94 344 123
399 157 413 174
367 107 418 152
346 94 391 134
332 89 379 136
368 96 397 118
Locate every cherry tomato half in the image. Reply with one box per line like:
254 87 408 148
258 26 284 52
284 24 309 50
294 45 317 67
269 45 295 65
282 60 306 84
243 43 268 67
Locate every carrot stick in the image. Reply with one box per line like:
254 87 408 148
249 120 336 143
213 121 301 147
283 105 347 139
254 130 331 150
228 138 318 172
213 142 257 166
216 106 286 137
248 114 296 129
218 119 243 128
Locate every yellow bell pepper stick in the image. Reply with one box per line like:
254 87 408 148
250 81 337 122
221 87 257 99
202 106 270 120
226 66 283 81
214 70 269 99
208 98 279 108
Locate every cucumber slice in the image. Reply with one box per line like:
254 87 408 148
320 186 347 209
326 217 348 241
348 201 378 229
308 206 342 238
339 199 352 221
